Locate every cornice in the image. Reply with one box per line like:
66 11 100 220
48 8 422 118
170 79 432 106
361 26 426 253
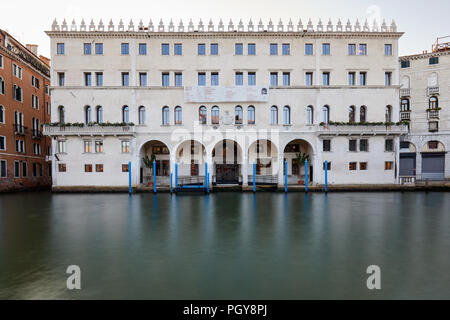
399 50 450 61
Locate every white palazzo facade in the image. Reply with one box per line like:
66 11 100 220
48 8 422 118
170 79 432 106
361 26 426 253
44 18 408 190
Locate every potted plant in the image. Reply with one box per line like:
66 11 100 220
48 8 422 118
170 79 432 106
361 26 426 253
294 151 309 185
142 154 157 186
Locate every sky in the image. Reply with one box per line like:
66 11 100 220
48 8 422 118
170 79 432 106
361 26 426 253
1 0 449 58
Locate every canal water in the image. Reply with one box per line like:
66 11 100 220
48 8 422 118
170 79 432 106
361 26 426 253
0 192 449 299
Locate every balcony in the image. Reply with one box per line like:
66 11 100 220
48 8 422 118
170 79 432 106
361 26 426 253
400 111 411 121
427 109 440 119
400 88 410 97
43 124 136 136
318 124 409 136
427 86 439 95
13 124 27 135
32 129 43 139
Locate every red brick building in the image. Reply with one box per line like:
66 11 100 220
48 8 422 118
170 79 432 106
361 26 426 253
0 30 51 191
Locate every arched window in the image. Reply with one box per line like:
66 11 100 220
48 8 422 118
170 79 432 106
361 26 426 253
429 96 438 109
270 106 278 125
122 106 129 123
235 105 243 124
58 106 65 123
174 106 182 124
385 105 392 122
401 99 410 111
0 105 4 123
138 106 146 125
248 105 255 124
348 106 355 123
162 106 170 125
360 106 367 123
306 106 313 125
322 105 329 124
199 106 207 124
283 105 291 125
0 77 5 95
85 106 92 124
211 106 219 124
96 106 103 123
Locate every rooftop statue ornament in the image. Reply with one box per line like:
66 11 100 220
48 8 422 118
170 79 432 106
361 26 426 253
158 19 164 32
52 18 59 31
188 19 194 32
336 18 343 31
297 19 303 31
148 19 154 32
307 18 313 31
258 19 264 31
71 19 77 31
317 18 323 31
267 19 274 31
89 19 96 31
354 19 361 32
277 18 284 32
287 18 294 32
345 19 352 32
108 19 114 31
248 19 254 32
326 18 333 32
178 19 184 32
228 19 234 31
363 19 370 31
138 19 144 31
168 19 174 32
198 19 204 32
118 18 124 31
218 18 224 32
98 19 105 31
390 19 397 32
208 19 214 32
80 18 86 31
372 19 379 32
381 19 387 32
238 19 244 32
61 19 68 31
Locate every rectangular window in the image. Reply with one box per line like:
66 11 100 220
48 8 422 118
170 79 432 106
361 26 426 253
211 72 219 86
162 73 170 87
84 72 92 86
322 43 330 55
385 44 392 56
13 64 22 78
95 141 103 153
121 141 130 153
85 164 93 172
23 161 29 176
282 43 290 55
139 43 147 55
121 43 129 55
359 44 367 55
95 43 103 55
270 72 278 86
359 139 369 152
58 140 66 153
359 72 367 86
15 140 25 153
122 164 129 172
121 72 129 86
359 162 368 170
348 44 356 55
84 141 92 153
401 60 410 68
323 162 331 171
248 43 256 55
0 136 5 150
322 72 330 86
14 161 20 177
248 72 256 86
174 43 182 55
175 73 182 87
235 43 243 55
305 72 313 86
270 43 278 55
58 72 65 86
348 72 356 86
161 43 169 55
139 72 147 86
33 163 37 176
198 72 206 86
305 44 313 55
429 57 439 65
0 55 3 68
84 43 91 55
57 43 65 55
283 72 290 86
96 72 103 86
349 139 357 152
95 164 104 172
385 139 394 152
349 162 357 171
198 43 206 55
58 163 66 172
385 161 393 170
210 43 218 55
235 72 243 86
385 72 392 86
1 160 6 178
323 139 331 152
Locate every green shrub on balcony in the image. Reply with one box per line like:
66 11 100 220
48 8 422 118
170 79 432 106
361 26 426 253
45 122 135 127
319 121 406 126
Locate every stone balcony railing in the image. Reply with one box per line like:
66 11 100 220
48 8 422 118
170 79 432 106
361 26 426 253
317 124 408 135
400 88 410 97
427 109 440 119
427 86 439 95
43 124 136 136
400 111 411 121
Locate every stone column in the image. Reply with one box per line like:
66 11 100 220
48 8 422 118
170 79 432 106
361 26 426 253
242 151 248 186
277 151 284 187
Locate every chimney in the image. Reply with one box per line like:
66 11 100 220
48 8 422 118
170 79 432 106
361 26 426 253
26 44 38 55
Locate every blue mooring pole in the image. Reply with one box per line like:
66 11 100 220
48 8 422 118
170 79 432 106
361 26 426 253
128 161 132 194
325 160 328 193
305 159 308 193
170 173 173 193
253 163 256 193
175 163 178 192
153 160 156 193
284 160 287 193
204 162 207 192
207 172 210 193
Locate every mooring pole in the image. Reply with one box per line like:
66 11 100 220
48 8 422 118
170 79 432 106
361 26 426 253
284 160 287 193
128 161 132 194
207 172 210 193
305 159 308 193
175 163 178 192
153 160 156 193
253 162 256 193
205 162 208 192
325 160 328 193
170 173 173 193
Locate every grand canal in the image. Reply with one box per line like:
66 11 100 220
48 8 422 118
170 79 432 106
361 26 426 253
0 191 449 299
